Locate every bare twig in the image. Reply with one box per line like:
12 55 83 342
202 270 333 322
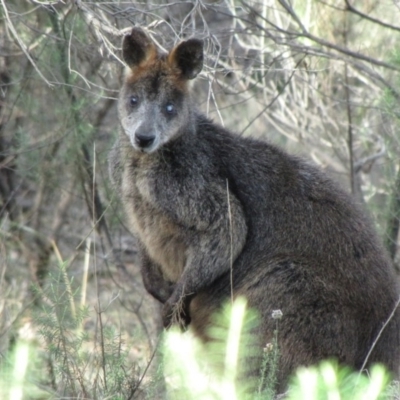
345 0 400 33
359 296 400 374
0 0 52 85
226 179 234 304
343 14 355 195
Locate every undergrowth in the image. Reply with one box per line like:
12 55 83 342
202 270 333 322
0 265 398 400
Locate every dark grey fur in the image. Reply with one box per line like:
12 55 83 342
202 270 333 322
109 27 400 390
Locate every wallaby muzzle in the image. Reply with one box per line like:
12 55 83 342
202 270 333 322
135 133 156 149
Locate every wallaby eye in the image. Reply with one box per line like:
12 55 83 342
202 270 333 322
130 96 138 107
165 103 175 115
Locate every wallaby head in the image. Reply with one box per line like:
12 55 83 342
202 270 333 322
119 28 203 153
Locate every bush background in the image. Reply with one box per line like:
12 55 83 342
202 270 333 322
1 0 400 398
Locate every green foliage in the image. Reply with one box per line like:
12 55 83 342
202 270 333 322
162 298 397 400
163 297 279 400
256 312 281 399
163 297 245 399
0 289 397 400
32 262 140 399
0 340 46 400
288 361 394 400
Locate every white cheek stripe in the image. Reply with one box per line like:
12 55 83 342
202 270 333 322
121 116 137 144
121 111 163 153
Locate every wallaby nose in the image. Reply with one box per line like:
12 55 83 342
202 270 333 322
135 133 155 148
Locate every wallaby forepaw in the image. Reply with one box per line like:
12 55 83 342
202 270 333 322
162 299 191 331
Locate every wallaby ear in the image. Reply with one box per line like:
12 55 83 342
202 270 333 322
122 27 157 69
168 38 204 80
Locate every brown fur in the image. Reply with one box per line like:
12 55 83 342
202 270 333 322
109 27 400 391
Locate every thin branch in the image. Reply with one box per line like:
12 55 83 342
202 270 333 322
359 295 400 374
272 39 400 100
74 0 123 37
345 0 400 33
277 0 307 33
0 0 53 86
343 13 355 195
304 30 400 72
385 166 400 264
226 179 234 304
354 146 386 173
241 1 400 72
239 57 305 135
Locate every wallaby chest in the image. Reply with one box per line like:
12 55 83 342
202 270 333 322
121 156 187 282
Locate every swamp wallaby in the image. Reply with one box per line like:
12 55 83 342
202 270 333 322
109 27 400 390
